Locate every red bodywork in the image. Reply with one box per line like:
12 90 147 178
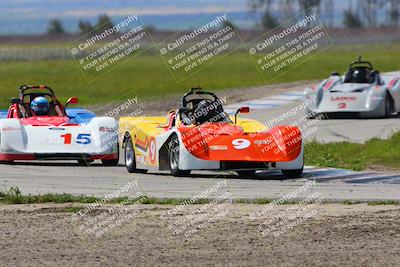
20 116 70 126
179 122 302 163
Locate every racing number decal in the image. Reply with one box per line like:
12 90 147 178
60 133 72 144
76 134 92 145
232 138 250 150
61 133 92 145
149 137 157 164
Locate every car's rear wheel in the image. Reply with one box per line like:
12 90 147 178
169 135 191 177
125 136 147 173
281 168 303 179
236 170 257 178
102 158 119 166
101 143 119 166
385 94 393 118
77 159 94 166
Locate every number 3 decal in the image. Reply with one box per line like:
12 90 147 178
232 138 250 150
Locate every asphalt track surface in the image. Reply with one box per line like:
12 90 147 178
2 91 400 201
2 71 400 200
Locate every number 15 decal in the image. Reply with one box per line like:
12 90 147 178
61 133 92 145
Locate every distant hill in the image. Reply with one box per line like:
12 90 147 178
0 0 251 34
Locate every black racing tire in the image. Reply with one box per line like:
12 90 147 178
101 143 120 166
101 159 119 166
281 168 304 179
124 136 147 173
168 135 191 177
125 136 137 173
236 170 257 178
384 94 393 118
77 159 94 166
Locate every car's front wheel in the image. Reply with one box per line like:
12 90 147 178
125 136 137 173
281 168 303 179
236 170 257 178
169 135 190 177
124 136 147 173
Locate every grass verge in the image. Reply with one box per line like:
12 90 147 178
1 187 399 206
305 132 400 171
1 43 400 108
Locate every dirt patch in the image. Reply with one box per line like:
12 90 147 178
1 203 400 266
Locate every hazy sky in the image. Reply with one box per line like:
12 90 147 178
0 0 388 34
0 0 248 19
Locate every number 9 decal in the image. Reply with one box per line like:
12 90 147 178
149 137 156 164
232 138 250 150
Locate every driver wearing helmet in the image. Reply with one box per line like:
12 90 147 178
193 99 229 125
31 96 50 116
352 68 369 83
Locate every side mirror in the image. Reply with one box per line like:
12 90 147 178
331 71 340 76
235 106 250 124
10 98 20 104
239 107 250 113
65 97 79 108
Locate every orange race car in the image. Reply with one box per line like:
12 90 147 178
120 88 304 178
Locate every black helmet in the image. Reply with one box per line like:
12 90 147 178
352 68 369 83
193 100 224 124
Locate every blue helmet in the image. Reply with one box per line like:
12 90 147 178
31 96 50 116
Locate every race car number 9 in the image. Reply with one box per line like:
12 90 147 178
149 137 156 164
232 138 250 150
61 133 92 145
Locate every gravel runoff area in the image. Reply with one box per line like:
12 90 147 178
1 203 400 266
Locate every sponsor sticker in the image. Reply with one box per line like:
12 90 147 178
2 127 21 131
330 96 357 102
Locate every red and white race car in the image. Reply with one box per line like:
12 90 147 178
0 85 119 165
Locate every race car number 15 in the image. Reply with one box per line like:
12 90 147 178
47 132 92 145
61 133 92 145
